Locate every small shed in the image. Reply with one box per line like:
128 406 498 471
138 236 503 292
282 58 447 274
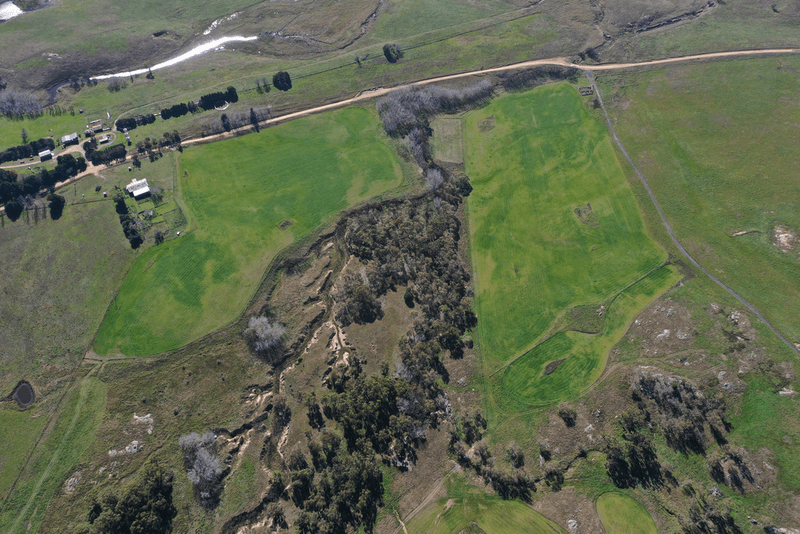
61 132 79 146
125 177 151 199
38 149 53 161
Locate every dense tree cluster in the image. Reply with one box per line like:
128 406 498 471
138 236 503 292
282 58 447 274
0 89 43 118
377 80 493 137
199 86 238 110
0 154 85 213
115 114 156 131
113 189 142 248
272 72 292 92
497 65 580 91
343 175 476 359
293 447 383 534
85 142 127 166
631 370 730 455
377 81 492 167
179 431 226 508
76 463 176 534
0 168 19 205
0 137 55 164
160 102 190 120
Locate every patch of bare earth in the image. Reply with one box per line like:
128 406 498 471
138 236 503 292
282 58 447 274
773 224 798 253
626 297 695 357
532 486 603 534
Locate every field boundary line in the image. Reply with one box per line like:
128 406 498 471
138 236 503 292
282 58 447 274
489 260 673 378
588 69 800 358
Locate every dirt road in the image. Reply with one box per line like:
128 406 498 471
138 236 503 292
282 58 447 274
176 47 798 147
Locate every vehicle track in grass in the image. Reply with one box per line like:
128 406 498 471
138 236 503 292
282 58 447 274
587 69 800 358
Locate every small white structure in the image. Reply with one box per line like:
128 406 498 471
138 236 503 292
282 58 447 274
38 149 53 161
125 177 151 199
61 132 79 146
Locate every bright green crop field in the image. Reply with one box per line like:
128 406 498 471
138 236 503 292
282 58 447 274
464 83 667 382
93 106 403 356
597 56 800 342
596 492 658 534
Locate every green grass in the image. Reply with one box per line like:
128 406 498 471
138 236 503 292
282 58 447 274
598 55 800 342
464 83 666 376
502 265 681 405
0 407 49 501
0 178 136 394
614 0 800 61
596 492 658 534
405 473 567 533
93 106 404 356
431 117 464 164
0 374 107 534
363 0 511 43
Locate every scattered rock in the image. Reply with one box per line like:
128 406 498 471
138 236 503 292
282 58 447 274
711 485 723 498
133 413 154 434
709 302 722 314
567 519 578 532
64 471 82 493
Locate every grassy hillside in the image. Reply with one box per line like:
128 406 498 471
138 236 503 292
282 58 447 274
502 264 681 405
0 180 136 393
464 83 666 379
405 474 567 533
596 492 658 534
93 106 404 356
598 56 800 342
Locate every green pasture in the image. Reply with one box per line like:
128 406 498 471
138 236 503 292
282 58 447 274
0 113 88 149
93 106 403 356
503 264 680 405
431 117 464 164
464 83 666 375
0 178 136 395
616 0 800 61
405 474 567 533
597 55 800 341
363 0 512 43
0 374 107 534
0 407 49 502
596 492 657 534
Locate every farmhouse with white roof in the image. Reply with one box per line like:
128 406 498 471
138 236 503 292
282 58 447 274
125 178 151 199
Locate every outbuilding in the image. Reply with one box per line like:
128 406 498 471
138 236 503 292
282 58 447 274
61 132 79 146
38 149 53 161
125 177 151 199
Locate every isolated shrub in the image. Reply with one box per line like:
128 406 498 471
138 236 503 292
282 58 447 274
558 404 577 427
5 200 23 221
179 431 224 508
273 71 292 91
47 193 65 220
383 43 404 63
244 316 286 361
270 396 292 435
506 442 524 468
